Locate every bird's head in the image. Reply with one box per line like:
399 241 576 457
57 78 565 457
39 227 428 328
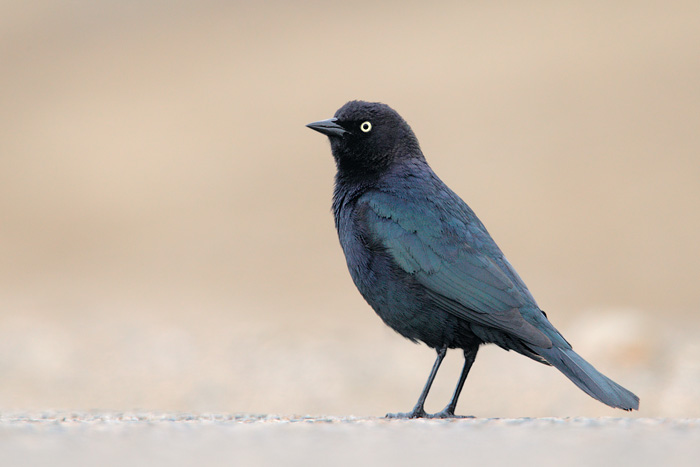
307 100 422 175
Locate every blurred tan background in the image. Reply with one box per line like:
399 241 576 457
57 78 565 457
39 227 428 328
0 0 698 417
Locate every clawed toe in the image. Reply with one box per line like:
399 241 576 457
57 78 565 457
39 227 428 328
426 409 474 419
385 408 473 419
385 409 428 419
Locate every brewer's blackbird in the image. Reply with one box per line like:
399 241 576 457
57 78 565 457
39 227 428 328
307 100 639 418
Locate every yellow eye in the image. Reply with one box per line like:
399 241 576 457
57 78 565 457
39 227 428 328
360 121 372 133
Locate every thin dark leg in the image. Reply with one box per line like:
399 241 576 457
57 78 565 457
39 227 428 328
429 346 478 419
386 346 448 419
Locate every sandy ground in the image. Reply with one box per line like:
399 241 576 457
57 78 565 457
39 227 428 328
1 413 698 467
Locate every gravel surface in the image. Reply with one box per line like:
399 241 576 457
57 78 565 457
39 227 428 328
1 413 698 467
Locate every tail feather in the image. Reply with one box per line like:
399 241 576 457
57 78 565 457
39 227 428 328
535 346 639 411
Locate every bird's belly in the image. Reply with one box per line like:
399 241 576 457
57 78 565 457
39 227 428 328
347 249 479 350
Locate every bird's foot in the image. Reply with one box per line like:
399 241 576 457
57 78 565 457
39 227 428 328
425 408 474 419
385 408 428 419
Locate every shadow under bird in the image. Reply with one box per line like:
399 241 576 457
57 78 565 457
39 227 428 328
307 100 639 418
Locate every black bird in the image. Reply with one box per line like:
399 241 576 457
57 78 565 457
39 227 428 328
307 100 639 418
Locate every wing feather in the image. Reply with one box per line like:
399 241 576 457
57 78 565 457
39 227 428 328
362 192 553 348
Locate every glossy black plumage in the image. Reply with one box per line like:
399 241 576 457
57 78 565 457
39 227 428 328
307 100 639 417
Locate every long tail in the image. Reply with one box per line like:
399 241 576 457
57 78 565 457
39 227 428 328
534 345 639 411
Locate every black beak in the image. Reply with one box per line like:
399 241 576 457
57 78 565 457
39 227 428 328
306 118 348 137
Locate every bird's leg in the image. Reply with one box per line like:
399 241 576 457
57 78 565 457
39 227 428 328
386 346 447 419
429 347 478 419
